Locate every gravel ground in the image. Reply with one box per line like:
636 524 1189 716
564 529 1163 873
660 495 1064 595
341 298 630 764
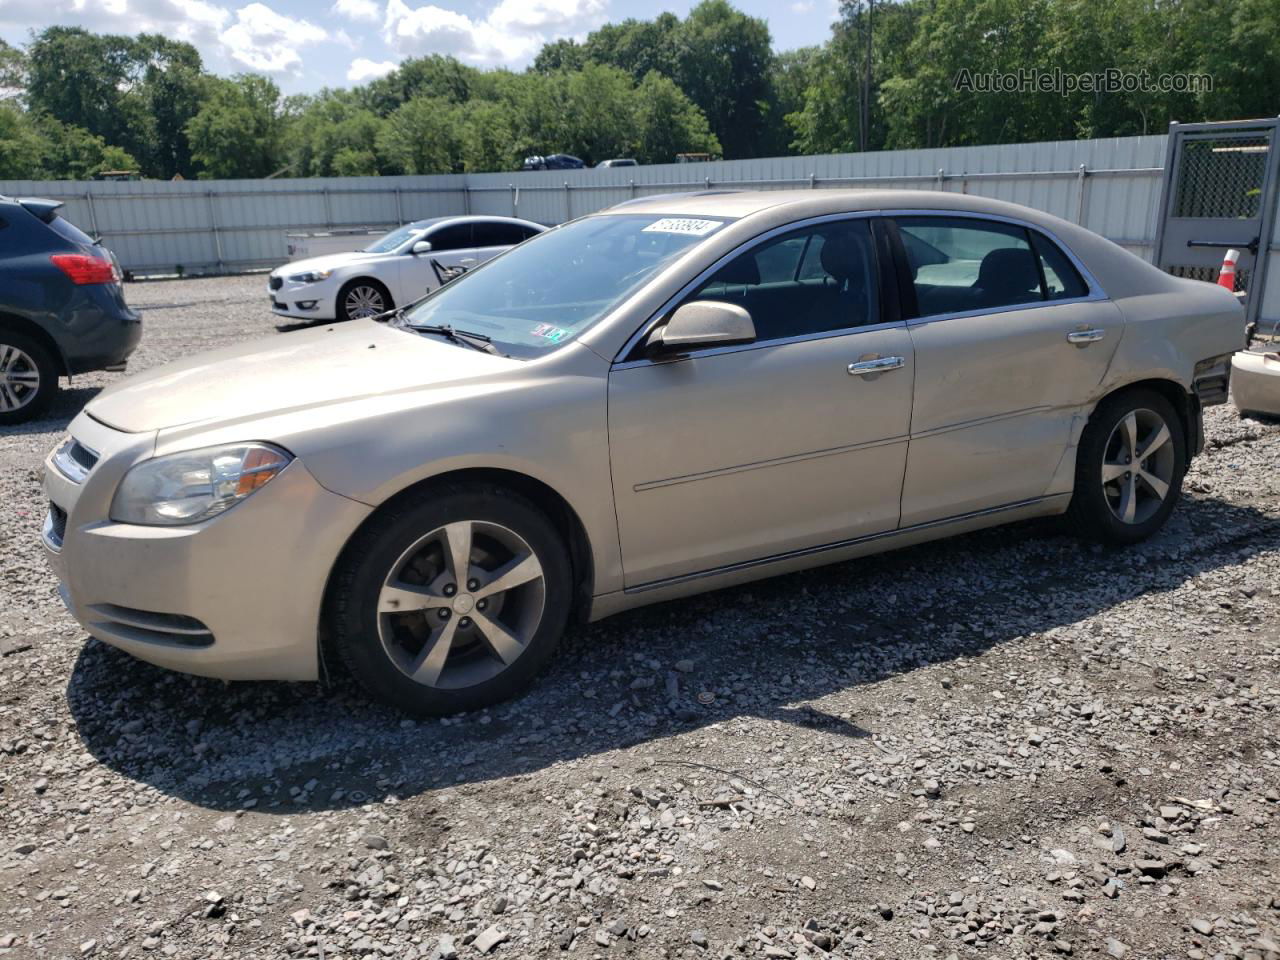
2 275 1279 960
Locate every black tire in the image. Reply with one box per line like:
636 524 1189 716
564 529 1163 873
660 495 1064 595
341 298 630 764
327 483 572 715
1065 388 1186 544
0 330 59 426
337 278 392 323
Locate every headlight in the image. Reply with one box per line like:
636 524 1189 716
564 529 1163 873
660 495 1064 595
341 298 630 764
288 270 332 283
110 443 293 526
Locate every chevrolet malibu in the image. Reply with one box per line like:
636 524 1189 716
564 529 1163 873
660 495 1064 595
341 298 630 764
43 190 1245 715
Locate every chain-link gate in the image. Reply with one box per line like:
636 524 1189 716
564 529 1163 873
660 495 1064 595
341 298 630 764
1155 118 1280 335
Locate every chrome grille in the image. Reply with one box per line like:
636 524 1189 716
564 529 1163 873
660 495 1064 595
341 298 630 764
43 502 67 550
51 437 100 484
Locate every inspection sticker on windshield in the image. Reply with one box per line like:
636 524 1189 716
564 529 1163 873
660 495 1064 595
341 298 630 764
531 323 572 343
642 217 722 237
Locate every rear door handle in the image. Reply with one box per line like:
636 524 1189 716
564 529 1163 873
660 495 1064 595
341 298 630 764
1067 329 1106 345
848 356 905 376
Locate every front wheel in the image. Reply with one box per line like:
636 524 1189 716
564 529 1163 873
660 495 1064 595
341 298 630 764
338 279 392 322
1066 388 1186 544
327 484 572 715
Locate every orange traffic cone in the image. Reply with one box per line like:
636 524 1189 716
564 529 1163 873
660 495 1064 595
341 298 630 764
1218 248 1240 291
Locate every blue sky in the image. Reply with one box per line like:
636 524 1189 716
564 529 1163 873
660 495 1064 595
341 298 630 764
0 0 841 94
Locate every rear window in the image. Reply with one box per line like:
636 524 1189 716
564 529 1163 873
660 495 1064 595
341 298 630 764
48 215 96 248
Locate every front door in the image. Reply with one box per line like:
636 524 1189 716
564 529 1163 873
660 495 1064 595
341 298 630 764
890 213 1124 527
400 221 478 300
608 218 915 587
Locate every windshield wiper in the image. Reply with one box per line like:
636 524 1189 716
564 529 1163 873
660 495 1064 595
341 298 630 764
411 323 500 355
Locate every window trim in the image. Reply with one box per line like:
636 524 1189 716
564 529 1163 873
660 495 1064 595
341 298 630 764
880 209 1108 326
613 211 898 368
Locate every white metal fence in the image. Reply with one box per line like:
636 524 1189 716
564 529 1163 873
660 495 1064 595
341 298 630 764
0 134 1168 276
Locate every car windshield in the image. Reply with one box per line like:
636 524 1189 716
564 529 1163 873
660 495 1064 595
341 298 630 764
365 224 421 254
401 213 731 358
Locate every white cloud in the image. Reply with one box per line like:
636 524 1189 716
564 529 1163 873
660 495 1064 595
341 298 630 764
382 0 607 65
331 0 379 22
789 0 815 11
347 57 397 82
220 2 327 72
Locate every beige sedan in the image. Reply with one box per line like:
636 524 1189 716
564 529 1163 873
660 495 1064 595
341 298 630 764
42 190 1245 714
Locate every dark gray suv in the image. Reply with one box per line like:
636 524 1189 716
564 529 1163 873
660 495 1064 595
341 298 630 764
0 195 141 424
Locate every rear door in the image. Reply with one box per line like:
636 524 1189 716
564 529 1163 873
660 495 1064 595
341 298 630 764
889 213 1123 527
471 220 528 267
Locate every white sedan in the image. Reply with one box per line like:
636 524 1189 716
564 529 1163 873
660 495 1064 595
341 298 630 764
267 216 545 323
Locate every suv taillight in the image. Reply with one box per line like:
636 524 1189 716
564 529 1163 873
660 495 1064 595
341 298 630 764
50 253 116 285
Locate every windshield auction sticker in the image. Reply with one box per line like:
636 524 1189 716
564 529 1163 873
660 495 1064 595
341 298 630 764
642 218 723 236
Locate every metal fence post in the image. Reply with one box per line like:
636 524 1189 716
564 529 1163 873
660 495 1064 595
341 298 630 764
322 187 332 229
510 185 517 217
564 181 571 221
1075 163 1089 224
84 188 101 240
936 167 946 191
809 173 816 189
206 190 224 273
630 178 636 199
394 187 403 225
463 185 471 215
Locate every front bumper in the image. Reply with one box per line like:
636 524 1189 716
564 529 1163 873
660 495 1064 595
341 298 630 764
268 274 339 320
42 413 371 682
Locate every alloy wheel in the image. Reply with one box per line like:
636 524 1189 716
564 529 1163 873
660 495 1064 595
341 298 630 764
1101 407 1176 525
377 520 546 690
345 285 385 319
0 344 41 412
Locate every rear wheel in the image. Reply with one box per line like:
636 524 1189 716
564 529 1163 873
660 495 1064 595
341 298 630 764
0 332 58 425
1066 388 1185 544
338 279 391 322
328 484 572 715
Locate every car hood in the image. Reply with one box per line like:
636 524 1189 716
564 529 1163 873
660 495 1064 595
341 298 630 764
275 250 391 275
86 321 519 433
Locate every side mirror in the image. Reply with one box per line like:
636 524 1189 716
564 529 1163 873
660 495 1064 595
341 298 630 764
411 240 433 255
647 300 756 356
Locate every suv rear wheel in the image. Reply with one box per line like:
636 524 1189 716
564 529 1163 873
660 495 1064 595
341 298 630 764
0 331 58 425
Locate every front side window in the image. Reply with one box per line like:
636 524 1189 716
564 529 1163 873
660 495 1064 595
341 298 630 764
896 216 1042 316
686 218 880 341
403 214 730 358
428 223 473 251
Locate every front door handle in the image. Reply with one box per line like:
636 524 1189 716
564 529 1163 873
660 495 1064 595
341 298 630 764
1067 328 1106 345
848 356 905 376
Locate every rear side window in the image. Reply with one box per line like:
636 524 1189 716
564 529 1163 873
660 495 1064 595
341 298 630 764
895 216 1042 317
1030 231 1089 299
472 221 526 248
48 214 96 248
687 218 880 341
427 223 473 251
520 225 543 240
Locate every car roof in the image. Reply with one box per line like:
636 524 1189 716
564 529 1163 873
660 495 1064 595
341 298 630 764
408 215 544 230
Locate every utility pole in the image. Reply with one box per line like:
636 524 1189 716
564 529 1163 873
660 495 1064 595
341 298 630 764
860 0 874 153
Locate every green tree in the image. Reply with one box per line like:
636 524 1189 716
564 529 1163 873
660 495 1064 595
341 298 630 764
376 96 463 174
186 74 284 178
0 104 48 178
582 14 680 82
0 38 27 102
671 1 774 159
33 115 138 179
287 90 387 177
531 38 587 74
360 55 477 116
633 71 721 163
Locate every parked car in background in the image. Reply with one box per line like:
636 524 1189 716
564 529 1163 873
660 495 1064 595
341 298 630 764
596 158 638 168
0 195 141 424
267 216 545 323
521 154 585 171
43 190 1243 715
